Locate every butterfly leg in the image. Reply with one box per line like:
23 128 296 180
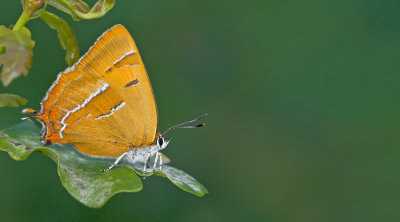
100 152 128 172
159 153 163 171
152 151 159 172
142 153 151 179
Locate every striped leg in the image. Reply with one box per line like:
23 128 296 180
159 153 163 171
142 153 151 179
101 152 128 172
152 151 159 171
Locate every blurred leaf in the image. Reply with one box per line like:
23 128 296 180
40 11 80 65
46 0 115 20
155 166 209 197
0 94 27 107
0 26 35 86
0 121 207 208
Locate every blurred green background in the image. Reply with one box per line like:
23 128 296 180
1 0 400 221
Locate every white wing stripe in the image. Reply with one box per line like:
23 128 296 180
59 83 110 138
95 101 126 120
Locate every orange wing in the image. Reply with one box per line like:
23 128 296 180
74 24 158 146
27 25 158 157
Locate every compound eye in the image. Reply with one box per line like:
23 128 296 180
158 137 164 146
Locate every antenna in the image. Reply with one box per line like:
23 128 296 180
161 113 208 136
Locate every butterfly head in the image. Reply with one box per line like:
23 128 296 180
157 134 170 150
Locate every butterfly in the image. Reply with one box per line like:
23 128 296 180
22 24 206 174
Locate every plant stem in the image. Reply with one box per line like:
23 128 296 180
13 0 44 31
13 8 33 31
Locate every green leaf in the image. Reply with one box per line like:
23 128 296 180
40 11 80 65
0 26 35 86
46 0 115 20
0 121 208 208
156 166 209 197
0 94 27 107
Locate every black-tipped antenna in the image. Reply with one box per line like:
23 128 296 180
161 113 208 136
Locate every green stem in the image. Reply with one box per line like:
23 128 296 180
13 8 33 31
13 0 44 31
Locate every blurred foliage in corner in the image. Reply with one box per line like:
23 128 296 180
1 0 400 222
0 0 115 104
